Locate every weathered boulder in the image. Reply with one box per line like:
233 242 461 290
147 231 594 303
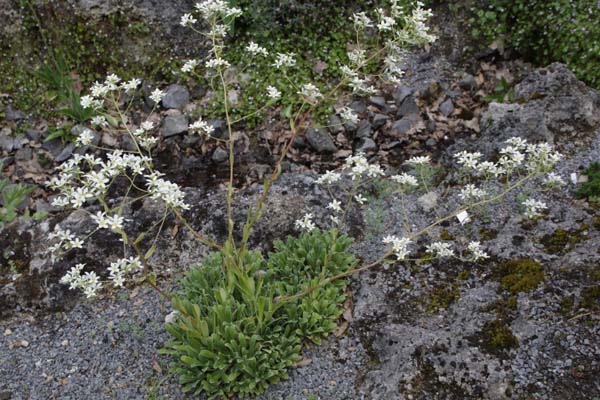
480 63 600 151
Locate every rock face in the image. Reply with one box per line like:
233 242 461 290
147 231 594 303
306 128 337 153
480 63 600 151
0 174 330 317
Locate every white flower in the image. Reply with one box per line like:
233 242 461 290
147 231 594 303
295 213 316 232
181 59 199 73
327 199 342 213
376 8 396 31
149 88 165 105
205 58 230 69
106 214 124 231
453 151 482 170
180 13 197 27
246 41 268 57
146 176 190 211
91 82 109 98
459 184 487 202
348 48 367 66
68 237 84 249
92 211 109 229
266 86 281 100
122 78 141 92
141 121 155 131
405 155 430 166
354 194 367 205
51 196 70 208
272 53 296 69
80 95 95 108
316 171 341 185
189 118 212 135
383 235 411 260
523 198 547 219
468 241 489 261
70 187 92 208
299 83 323 102
426 242 454 258
340 107 359 125
91 116 108 127
75 129 95 147
544 172 565 187
340 65 357 78
391 173 418 187
352 12 373 29
105 73 121 88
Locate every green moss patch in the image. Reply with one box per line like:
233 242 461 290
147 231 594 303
581 285 600 311
540 228 583 255
481 319 519 354
427 283 460 312
498 258 544 294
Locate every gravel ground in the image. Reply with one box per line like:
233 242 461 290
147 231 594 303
0 283 367 400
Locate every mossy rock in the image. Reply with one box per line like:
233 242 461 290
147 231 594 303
427 283 460 311
540 228 582 255
498 258 544 294
559 295 574 316
484 295 518 319
581 285 600 311
468 318 519 356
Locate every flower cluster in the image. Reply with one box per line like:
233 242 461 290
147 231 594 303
467 241 489 261
295 213 316 232
383 235 412 260
426 242 454 258
60 264 102 298
108 257 143 288
523 198 547 219
343 154 385 181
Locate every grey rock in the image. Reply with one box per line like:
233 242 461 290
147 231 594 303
182 134 201 148
41 138 63 158
355 137 378 153
121 134 137 151
372 114 389 130
396 96 419 119
212 147 228 163
292 136 306 149
25 129 43 142
162 84 190 109
327 115 345 134
209 119 227 139
0 129 17 153
182 156 201 169
306 128 337 153
393 86 413 106
190 84 207 99
356 120 372 138
390 119 414 135
459 73 477 91
5 105 25 121
439 99 455 116
55 143 76 162
368 96 388 111
0 156 14 167
14 147 32 162
350 100 367 114
162 115 189 137
480 63 600 151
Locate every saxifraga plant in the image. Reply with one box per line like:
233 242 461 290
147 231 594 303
162 230 354 397
46 0 565 398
